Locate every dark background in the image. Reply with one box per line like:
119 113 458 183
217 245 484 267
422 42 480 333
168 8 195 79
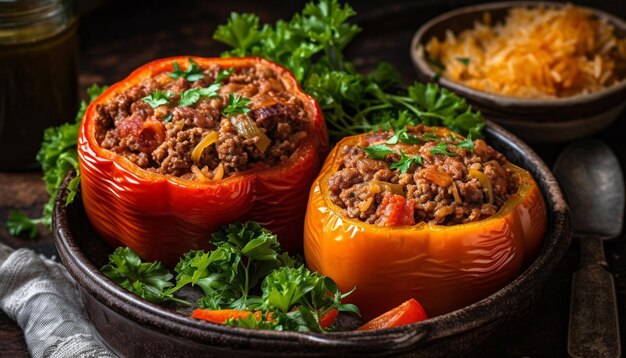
1 0 626 356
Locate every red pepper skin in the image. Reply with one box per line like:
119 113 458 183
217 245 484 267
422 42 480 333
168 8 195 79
78 57 328 265
357 298 428 331
319 308 339 328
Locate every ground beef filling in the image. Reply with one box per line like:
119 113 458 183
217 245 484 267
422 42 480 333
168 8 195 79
94 63 308 179
327 127 520 226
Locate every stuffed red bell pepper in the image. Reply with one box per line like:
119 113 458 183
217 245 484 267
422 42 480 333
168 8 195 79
78 57 327 264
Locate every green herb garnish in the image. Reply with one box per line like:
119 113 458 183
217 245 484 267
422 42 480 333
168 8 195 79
420 132 441 141
213 0 484 142
168 58 205 82
178 84 221 107
162 114 173 123
222 93 252 116
156 221 357 333
143 90 174 108
456 57 470 65
389 150 422 174
456 133 474 152
101 247 188 305
429 142 458 157
5 84 107 238
386 128 420 145
360 144 395 160
216 68 234 83
362 144 422 174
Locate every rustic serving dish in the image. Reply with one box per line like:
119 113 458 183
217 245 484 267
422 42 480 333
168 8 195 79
410 1 626 143
53 121 571 357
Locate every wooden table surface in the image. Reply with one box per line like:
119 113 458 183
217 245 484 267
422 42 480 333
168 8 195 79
1 1 625 356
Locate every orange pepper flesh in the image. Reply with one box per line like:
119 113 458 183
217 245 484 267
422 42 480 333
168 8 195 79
304 129 547 320
78 57 328 265
357 298 428 331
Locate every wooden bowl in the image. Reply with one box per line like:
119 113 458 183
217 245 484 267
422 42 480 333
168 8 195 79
410 1 626 143
53 121 571 357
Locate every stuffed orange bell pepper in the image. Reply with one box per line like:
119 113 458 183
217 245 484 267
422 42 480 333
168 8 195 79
78 56 327 264
304 125 546 319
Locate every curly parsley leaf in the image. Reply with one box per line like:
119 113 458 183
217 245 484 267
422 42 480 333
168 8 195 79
213 0 485 142
5 84 107 237
261 265 321 313
213 13 265 57
178 84 221 107
386 128 420 145
456 133 474 152
143 90 173 108
5 212 45 238
226 265 359 333
222 93 252 116
101 247 188 305
168 58 205 82
420 132 441 141
389 150 422 174
216 68 234 83
362 142 423 174
360 144 394 160
429 142 459 157
170 222 297 310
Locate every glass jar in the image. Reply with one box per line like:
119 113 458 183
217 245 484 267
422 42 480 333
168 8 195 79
0 0 79 170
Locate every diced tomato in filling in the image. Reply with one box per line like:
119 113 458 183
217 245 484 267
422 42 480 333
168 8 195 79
376 193 415 226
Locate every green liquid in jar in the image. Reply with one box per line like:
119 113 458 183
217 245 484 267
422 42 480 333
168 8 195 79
0 17 79 170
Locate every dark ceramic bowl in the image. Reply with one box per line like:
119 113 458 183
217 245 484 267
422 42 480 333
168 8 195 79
411 1 626 143
53 121 571 357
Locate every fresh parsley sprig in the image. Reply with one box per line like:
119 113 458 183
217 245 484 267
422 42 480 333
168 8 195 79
386 128 420 145
179 84 221 107
429 142 458 157
456 133 474 152
222 93 252 116
159 221 356 332
361 144 422 174
389 150 423 173
169 58 205 82
216 68 234 83
143 90 174 108
360 144 395 160
213 0 485 142
101 247 189 305
6 84 108 238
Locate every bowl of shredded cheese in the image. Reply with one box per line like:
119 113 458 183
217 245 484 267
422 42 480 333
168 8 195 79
411 2 626 142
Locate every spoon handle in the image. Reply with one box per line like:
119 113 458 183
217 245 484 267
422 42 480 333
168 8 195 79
568 236 621 358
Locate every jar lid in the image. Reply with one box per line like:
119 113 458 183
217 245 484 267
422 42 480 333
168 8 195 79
0 0 75 45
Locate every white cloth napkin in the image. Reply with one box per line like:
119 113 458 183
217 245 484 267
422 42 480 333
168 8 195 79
0 243 117 357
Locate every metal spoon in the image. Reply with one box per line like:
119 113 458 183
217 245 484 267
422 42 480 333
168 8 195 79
553 139 624 358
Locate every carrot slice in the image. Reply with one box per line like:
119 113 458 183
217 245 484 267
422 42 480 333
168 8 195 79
191 309 261 324
357 298 428 331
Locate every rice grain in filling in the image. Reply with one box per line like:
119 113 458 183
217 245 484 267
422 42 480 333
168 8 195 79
327 126 520 226
94 62 308 180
